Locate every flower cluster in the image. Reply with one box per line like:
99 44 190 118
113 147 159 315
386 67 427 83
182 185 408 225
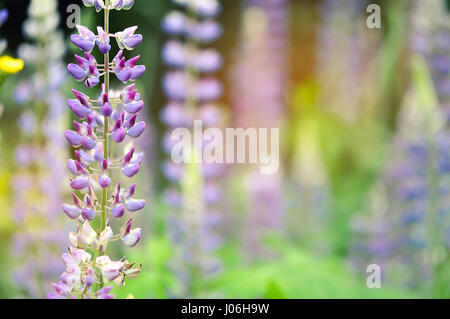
350 0 450 293
161 0 224 296
229 0 288 255
11 0 68 297
49 0 145 299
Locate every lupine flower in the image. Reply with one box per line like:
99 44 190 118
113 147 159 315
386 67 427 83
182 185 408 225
161 0 224 297
49 0 145 299
11 0 68 297
351 0 450 293
229 0 288 256
316 0 378 122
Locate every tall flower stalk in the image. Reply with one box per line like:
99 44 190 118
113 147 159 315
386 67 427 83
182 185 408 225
161 0 223 297
11 0 67 297
351 0 450 296
229 0 288 256
48 0 146 299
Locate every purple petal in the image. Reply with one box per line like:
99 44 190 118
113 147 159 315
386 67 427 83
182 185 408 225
81 136 96 150
111 127 126 143
71 34 95 52
125 199 146 212
85 76 100 88
98 174 111 188
130 65 145 80
122 228 141 247
67 63 87 80
111 203 125 218
67 159 79 175
116 67 132 83
123 34 142 49
98 41 111 54
101 102 113 117
124 100 143 114
62 204 81 219
122 163 140 177
65 130 82 147
81 207 95 221
127 121 145 138
68 99 90 118
70 176 90 190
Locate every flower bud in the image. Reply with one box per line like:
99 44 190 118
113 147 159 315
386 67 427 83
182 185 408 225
101 102 113 117
98 174 111 188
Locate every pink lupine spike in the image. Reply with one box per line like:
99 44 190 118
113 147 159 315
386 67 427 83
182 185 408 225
54 0 144 299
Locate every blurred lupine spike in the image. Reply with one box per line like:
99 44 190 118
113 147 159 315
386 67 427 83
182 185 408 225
49 0 146 299
160 0 224 297
11 0 67 297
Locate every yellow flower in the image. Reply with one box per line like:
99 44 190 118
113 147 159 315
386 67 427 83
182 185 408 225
0 55 24 74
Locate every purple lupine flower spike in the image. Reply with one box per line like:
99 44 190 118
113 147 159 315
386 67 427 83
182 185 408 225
160 0 224 296
50 0 144 299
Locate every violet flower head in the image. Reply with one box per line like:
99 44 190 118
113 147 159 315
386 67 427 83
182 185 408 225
160 0 225 297
49 0 145 299
11 0 69 297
